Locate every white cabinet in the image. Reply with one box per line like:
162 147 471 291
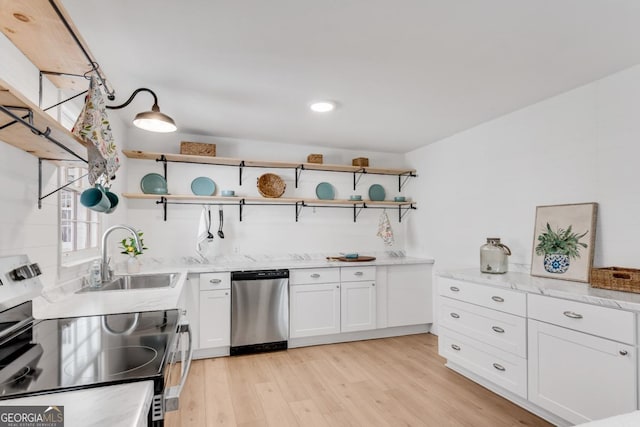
341 281 376 332
198 272 231 350
340 266 376 333
290 268 341 339
437 277 528 399
528 293 637 425
387 264 432 327
199 289 231 348
290 283 341 338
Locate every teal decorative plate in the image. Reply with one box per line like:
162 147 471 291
140 173 168 194
191 177 216 196
368 184 386 201
315 182 335 200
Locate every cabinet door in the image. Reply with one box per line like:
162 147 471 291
199 289 231 349
528 319 637 424
341 281 376 332
290 283 341 338
387 264 432 327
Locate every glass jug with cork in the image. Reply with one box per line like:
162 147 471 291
480 238 511 274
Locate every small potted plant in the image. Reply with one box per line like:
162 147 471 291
535 223 588 274
119 231 148 273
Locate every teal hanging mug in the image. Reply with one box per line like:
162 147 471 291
80 184 111 213
104 187 119 214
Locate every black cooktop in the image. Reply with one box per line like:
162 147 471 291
0 304 179 400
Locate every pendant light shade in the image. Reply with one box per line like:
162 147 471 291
107 88 177 133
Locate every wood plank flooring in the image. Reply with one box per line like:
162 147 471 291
165 333 551 427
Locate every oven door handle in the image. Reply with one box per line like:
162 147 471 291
164 319 193 412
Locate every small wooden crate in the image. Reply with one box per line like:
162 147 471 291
591 267 640 293
180 141 216 157
307 154 323 164
352 157 369 167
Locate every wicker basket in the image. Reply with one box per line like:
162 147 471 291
307 154 323 164
591 267 640 293
180 141 216 157
352 157 369 167
257 173 286 198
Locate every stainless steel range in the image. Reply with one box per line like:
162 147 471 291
0 255 192 426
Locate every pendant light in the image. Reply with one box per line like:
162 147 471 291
106 88 177 133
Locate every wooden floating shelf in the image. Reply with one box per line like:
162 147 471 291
122 150 416 177
0 0 108 91
121 193 416 207
0 78 87 162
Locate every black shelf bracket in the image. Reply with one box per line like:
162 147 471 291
353 168 366 190
155 155 168 181
398 171 417 192
398 203 416 223
37 158 88 209
354 203 365 222
239 198 245 222
295 201 304 222
0 106 34 132
0 105 88 164
239 161 245 186
156 197 168 221
294 165 305 188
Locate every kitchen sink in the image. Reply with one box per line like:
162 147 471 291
77 273 179 293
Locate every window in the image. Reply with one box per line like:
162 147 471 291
59 166 100 264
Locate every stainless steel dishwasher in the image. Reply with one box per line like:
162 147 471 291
230 269 289 355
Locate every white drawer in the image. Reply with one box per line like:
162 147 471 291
528 294 636 345
438 277 526 316
439 326 527 398
439 296 527 358
200 272 231 290
340 266 376 282
290 268 340 285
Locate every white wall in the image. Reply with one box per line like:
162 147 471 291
123 131 409 259
405 64 640 272
0 34 129 287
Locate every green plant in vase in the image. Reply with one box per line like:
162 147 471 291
535 223 587 274
119 231 148 273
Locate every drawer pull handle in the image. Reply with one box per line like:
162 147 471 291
563 311 583 319
450 286 460 292
492 326 505 333
372 283 375 287
620 350 628 356
310 273 321 278
491 296 504 303
450 312 460 319
225 292 229 295
451 344 461 351
209 279 222 284
354 271 364 276
493 363 506 372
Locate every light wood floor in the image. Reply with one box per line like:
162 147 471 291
165 333 551 427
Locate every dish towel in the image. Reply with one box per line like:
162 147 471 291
377 210 394 246
196 206 210 260
72 76 120 185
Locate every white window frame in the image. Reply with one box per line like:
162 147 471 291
58 166 101 268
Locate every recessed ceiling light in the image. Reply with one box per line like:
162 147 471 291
309 101 336 113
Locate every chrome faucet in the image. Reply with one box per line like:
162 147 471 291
101 225 143 282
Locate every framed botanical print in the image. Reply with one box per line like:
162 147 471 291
530 203 598 283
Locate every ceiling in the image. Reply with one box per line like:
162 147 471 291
62 0 640 153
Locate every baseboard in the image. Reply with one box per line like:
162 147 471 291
193 346 230 359
445 362 570 427
289 324 431 348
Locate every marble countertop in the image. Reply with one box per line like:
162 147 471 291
33 270 189 320
439 268 640 312
137 252 434 273
0 381 154 427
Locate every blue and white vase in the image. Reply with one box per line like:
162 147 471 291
543 253 570 274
